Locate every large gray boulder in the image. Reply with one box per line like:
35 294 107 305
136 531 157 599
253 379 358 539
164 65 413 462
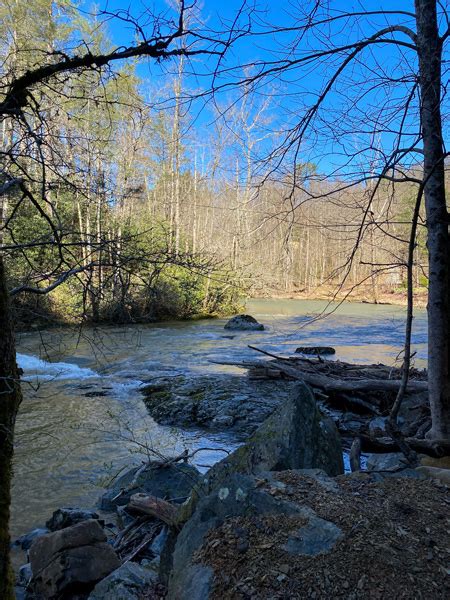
168 473 305 599
224 314 264 330
99 462 202 511
164 384 343 595
171 383 343 542
141 373 295 435
206 382 344 485
88 562 157 600
29 519 120 599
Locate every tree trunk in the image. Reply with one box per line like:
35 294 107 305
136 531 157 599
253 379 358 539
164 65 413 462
0 256 22 599
415 0 450 440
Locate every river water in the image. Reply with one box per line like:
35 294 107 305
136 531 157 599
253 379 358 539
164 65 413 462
11 299 427 541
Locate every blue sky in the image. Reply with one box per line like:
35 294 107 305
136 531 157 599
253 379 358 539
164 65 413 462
76 1 439 180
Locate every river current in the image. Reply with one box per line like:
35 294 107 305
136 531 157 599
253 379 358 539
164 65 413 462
11 299 427 541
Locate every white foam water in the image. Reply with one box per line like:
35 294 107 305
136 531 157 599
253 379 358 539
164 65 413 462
17 353 99 381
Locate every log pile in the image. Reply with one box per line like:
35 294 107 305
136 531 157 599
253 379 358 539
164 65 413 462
213 346 450 458
215 345 427 412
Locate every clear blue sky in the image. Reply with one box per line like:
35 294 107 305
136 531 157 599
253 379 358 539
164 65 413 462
78 1 437 180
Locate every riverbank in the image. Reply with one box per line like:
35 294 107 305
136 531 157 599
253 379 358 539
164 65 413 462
12 300 428 542
13 282 428 334
251 283 428 308
13 382 450 599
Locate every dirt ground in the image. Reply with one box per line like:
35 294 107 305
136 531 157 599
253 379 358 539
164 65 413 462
196 471 450 599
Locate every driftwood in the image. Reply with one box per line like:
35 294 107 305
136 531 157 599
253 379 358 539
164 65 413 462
128 493 179 528
295 346 336 355
359 435 450 458
257 360 427 394
338 393 382 415
221 346 428 392
122 530 158 564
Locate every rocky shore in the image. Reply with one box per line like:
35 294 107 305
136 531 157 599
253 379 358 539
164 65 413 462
139 369 429 457
140 374 296 435
13 381 450 599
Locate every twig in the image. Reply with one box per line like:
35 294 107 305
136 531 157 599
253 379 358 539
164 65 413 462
248 345 291 361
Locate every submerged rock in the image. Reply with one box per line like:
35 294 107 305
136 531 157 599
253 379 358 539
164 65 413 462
224 314 264 331
29 519 120 599
99 461 202 511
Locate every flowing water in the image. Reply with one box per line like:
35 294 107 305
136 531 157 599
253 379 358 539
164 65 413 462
11 299 427 542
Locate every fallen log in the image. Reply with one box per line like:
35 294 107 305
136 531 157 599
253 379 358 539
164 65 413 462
212 358 428 394
336 393 382 415
359 435 450 458
271 360 428 394
128 493 179 528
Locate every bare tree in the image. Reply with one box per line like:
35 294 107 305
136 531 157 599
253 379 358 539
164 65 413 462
0 2 250 594
207 0 450 442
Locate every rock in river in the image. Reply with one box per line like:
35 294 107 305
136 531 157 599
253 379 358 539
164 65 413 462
224 314 264 330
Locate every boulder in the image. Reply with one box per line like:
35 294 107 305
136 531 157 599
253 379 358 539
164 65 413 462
18 563 32 587
99 462 202 511
164 384 343 591
224 314 264 331
416 465 450 485
206 382 344 486
168 473 304 599
211 414 234 427
88 562 157 600
368 416 405 437
29 519 120 599
368 416 388 437
141 373 295 435
46 507 100 531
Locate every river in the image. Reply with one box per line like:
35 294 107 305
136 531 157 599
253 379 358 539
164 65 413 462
11 299 427 542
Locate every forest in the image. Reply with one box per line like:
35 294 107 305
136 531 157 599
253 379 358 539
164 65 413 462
1 1 430 329
1 1 450 599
